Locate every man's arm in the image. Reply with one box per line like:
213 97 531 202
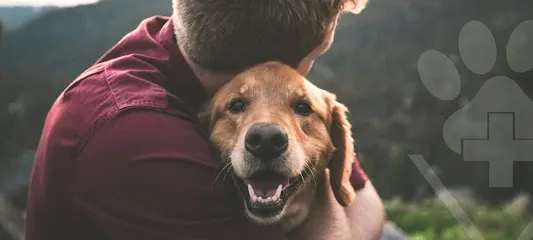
287 169 384 240
68 109 285 240
347 155 386 239
345 181 386 240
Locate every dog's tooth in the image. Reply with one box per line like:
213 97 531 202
251 196 258 203
248 184 255 197
266 197 272 202
275 184 282 198
272 196 278 202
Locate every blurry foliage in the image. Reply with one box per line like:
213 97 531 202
386 197 531 240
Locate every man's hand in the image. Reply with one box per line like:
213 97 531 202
287 170 385 240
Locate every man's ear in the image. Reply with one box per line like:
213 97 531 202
341 0 368 14
327 96 356 207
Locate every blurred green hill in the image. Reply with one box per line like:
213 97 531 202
1 0 171 81
0 7 56 31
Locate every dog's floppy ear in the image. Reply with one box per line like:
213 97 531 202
341 0 368 14
197 102 216 132
326 93 356 207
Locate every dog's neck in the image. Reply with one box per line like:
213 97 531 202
280 185 317 232
284 170 352 240
280 170 329 232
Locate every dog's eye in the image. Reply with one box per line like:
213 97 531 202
228 98 248 114
294 101 313 116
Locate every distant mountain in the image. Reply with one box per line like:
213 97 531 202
0 7 37 31
1 0 171 83
0 6 56 31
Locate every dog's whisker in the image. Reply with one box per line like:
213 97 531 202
300 168 312 187
221 164 234 187
299 172 306 188
302 163 318 187
309 166 320 185
211 159 232 189
213 155 231 170
306 168 317 187
215 156 225 167
307 168 318 187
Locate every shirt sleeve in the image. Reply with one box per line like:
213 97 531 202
69 109 285 240
350 152 369 191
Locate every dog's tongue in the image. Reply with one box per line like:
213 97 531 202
244 172 290 197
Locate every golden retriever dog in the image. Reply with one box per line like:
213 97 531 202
199 62 356 234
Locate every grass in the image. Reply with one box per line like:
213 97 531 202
385 197 531 240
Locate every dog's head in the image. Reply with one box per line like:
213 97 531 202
200 62 355 225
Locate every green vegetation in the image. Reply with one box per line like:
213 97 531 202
386 198 531 240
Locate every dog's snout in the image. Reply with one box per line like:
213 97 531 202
245 123 288 159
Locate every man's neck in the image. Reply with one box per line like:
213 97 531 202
177 44 236 98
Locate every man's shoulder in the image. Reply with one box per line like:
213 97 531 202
80 14 203 114
53 13 198 139
54 58 171 120
44 14 203 159
80 109 216 166
42 57 197 161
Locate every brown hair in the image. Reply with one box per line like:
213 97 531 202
172 0 367 72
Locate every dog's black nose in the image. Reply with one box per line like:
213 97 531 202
245 123 288 159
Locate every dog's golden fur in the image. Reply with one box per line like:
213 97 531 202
199 62 357 233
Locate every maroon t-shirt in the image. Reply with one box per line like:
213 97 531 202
25 16 368 240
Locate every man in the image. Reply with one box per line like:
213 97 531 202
25 0 385 239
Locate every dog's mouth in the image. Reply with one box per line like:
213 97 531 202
234 170 307 218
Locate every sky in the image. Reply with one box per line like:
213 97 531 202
0 0 99 7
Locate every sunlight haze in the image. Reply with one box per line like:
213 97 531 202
0 0 99 7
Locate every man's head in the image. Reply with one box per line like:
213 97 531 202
172 0 367 75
